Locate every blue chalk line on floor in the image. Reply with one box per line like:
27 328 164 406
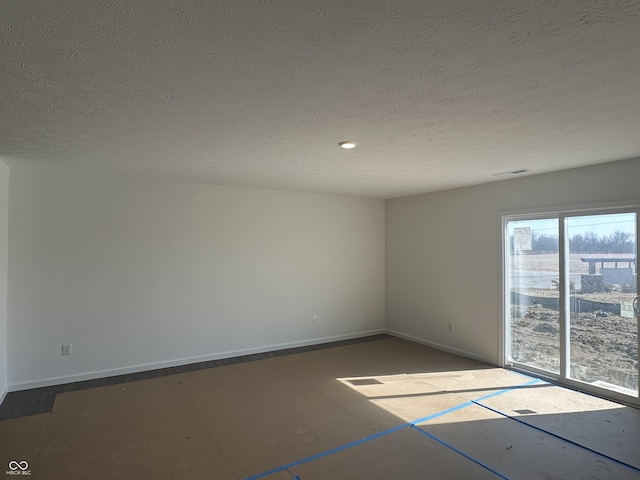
411 424 511 480
473 400 640 475
242 377 541 480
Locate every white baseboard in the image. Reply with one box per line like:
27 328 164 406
0 386 7 406
8 329 386 392
385 329 495 365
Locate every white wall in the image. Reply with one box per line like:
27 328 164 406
0 161 8 402
8 164 385 389
386 158 640 364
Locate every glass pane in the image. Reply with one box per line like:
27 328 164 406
567 213 638 395
507 218 560 374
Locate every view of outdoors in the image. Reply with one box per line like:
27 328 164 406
507 212 638 396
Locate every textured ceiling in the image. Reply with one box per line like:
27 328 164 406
1 0 639 198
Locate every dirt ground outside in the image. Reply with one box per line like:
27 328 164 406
508 253 638 394
510 303 638 392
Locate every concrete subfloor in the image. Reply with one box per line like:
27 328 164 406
1 337 638 479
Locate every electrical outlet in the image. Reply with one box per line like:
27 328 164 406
312 315 319 325
447 322 454 332
62 343 72 355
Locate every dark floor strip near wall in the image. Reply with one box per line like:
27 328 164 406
0 334 390 421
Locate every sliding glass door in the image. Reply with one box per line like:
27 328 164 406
505 209 639 403
506 218 560 375
566 213 638 395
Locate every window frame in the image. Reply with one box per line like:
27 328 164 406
500 201 640 407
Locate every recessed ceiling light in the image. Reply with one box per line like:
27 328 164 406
339 141 358 149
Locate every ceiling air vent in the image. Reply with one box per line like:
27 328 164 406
492 169 531 177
